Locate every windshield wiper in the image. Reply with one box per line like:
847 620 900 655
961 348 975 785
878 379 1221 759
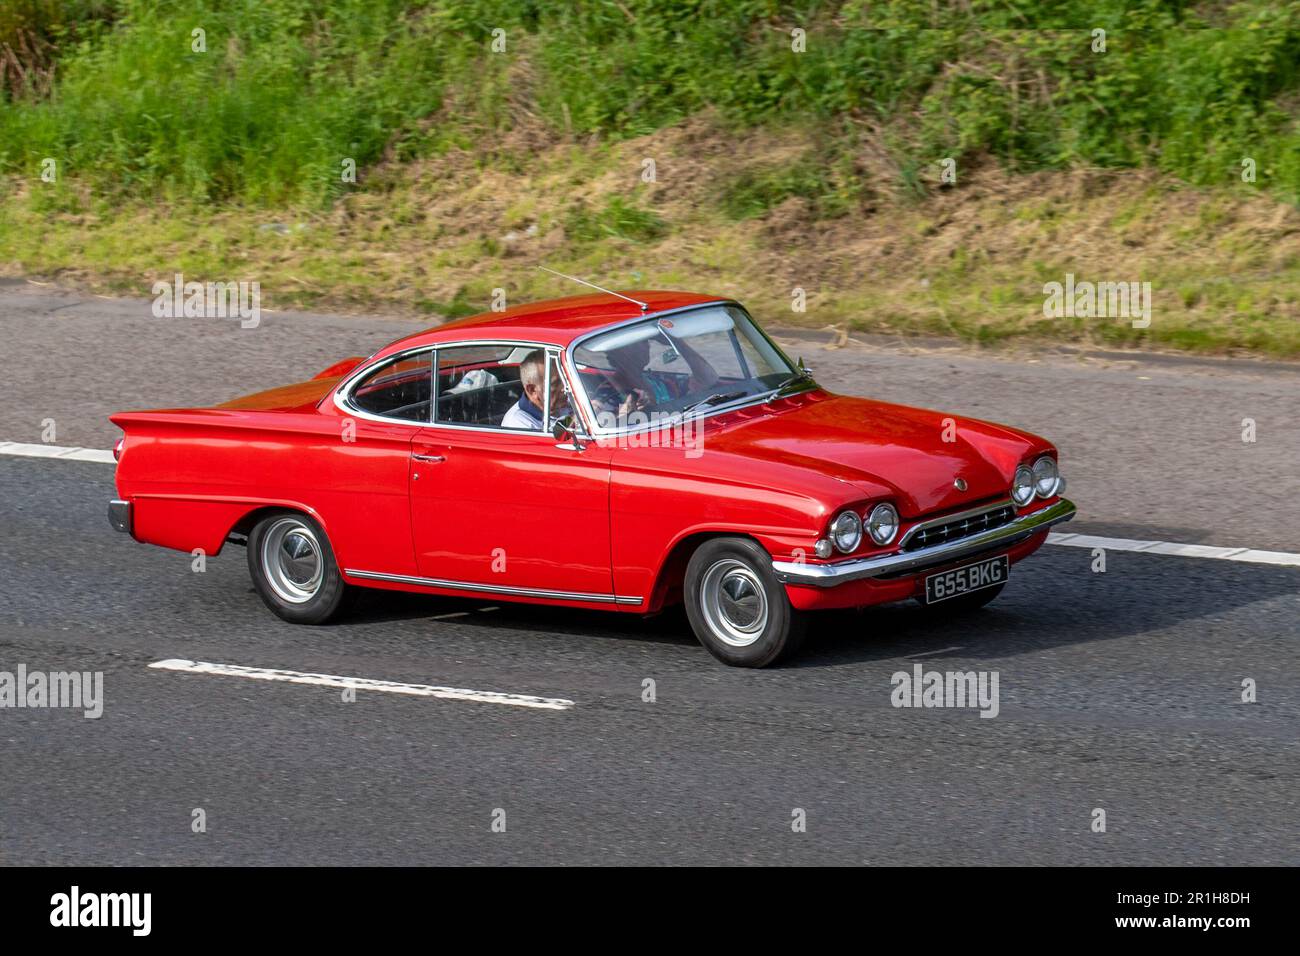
765 358 816 403
766 374 813 403
681 390 748 415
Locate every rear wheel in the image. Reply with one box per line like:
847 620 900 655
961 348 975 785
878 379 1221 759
684 537 804 667
247 512 349 624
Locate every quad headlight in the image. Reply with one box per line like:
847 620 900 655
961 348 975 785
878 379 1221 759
1032 455 1060 499
1011 465 1035 506
830 510 863 553
866 502 899 545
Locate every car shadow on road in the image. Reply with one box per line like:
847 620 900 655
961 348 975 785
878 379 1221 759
345 587 700 649
351 546 1294 665
793 550 1299 667
340 550 1298 667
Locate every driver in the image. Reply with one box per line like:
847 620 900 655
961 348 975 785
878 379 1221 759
599 336 720 421
501 350 568 431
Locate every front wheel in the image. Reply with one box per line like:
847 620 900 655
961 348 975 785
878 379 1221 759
247 512 349 624
684 537 805 667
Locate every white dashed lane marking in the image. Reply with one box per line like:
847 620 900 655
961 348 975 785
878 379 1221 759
148 659 576 711
0 441 115 463
1046 533 1300 568
6 441 1300 569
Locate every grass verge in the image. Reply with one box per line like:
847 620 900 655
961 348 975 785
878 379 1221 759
3 113 1297 357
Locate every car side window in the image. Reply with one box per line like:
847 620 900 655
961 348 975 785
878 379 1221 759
434 345 526 428
349 351 432 421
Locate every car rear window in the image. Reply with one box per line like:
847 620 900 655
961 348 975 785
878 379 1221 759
349 352 432 421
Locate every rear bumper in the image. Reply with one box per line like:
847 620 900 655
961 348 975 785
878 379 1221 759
108 499 132 534
772 497 1076 588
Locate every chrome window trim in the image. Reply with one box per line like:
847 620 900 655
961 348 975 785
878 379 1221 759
564 301 808 438
333 345 437 426
542 348 552 433
332 338 591 437
897 498 1016 550
344 568 641 605
333 345 432 425
333 304 809 440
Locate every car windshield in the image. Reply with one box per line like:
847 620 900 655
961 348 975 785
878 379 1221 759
572 305 795 431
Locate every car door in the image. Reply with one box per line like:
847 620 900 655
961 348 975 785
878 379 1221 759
408 344 616 601
325 348 435 577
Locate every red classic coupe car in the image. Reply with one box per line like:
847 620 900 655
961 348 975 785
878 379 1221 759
109 290 1075 666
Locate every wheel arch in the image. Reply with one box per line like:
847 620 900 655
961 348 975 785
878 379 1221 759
645 529 771 613
224 501 332 550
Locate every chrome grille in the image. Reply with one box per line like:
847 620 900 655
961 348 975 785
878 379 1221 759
900 502 1016 552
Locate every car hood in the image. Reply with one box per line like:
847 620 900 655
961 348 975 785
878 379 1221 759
703 391 1050 517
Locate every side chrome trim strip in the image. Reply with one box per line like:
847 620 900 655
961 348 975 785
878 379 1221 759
344 568 642 605
773 498 1077 587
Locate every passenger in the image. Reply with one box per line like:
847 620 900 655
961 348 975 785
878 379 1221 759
500 349 568 430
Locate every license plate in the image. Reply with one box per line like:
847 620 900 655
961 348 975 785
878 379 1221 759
924 555 1008 604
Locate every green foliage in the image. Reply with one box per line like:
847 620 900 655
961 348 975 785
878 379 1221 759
417 290 479 318
0 0 119 98
720 159 855 219
564 195 667 242
1 0 1298 205
0 0 118 48
0 0 462 204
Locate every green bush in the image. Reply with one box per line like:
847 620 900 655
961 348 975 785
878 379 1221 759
1 0 1297 206
0 0 119 98
0 0 460 204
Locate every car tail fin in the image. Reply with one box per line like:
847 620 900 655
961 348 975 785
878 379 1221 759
313 357 366 380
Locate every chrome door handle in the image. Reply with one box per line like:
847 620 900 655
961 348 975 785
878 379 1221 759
412 453 445 463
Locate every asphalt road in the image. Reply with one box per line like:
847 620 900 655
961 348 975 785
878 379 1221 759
1 280 1297 865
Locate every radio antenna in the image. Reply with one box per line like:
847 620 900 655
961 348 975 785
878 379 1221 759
538 266 648 312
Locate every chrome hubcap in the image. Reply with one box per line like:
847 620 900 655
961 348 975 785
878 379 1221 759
700 558 768 647
261 517 324 604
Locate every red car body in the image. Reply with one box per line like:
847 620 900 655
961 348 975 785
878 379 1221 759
109 291 1075 663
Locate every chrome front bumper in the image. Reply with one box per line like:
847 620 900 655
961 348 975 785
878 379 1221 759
773 498 1076 588
108 499 132 534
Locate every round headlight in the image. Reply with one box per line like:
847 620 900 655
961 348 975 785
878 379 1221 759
830 510 862 553
1032 455 1059 498
1011 465 1035 506
866 502 899 545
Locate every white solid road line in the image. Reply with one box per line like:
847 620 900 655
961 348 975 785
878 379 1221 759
6 440 1300 569
148 658 576 711
0 441 116 463
1046 532 1300 567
